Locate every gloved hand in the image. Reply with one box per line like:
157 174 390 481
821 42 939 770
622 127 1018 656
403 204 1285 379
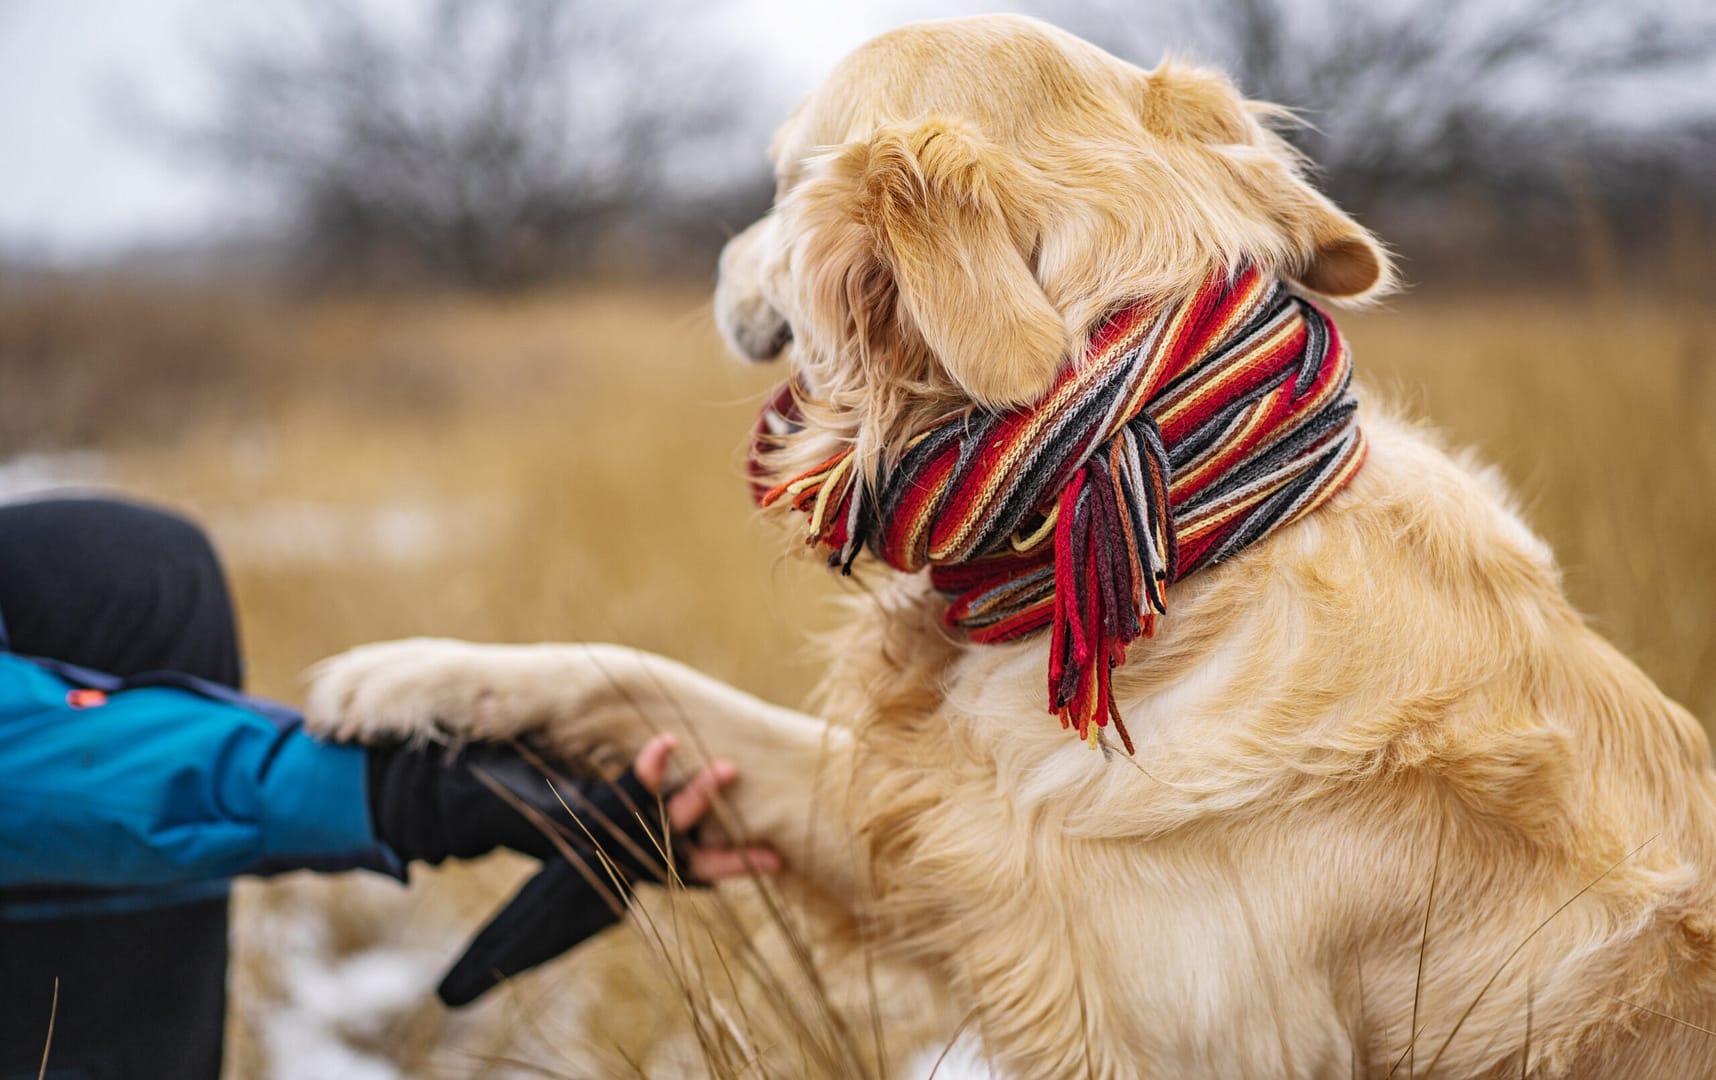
365 733 780 1007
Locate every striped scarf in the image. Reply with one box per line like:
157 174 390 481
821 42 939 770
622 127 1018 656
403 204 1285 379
754 264 1365 752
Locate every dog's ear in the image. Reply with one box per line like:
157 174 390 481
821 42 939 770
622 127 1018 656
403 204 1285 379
1216 140 1393 300
794 117 1068 409
1142 64 1394 301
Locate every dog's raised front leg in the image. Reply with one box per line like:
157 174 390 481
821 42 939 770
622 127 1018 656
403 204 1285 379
304 638 859 901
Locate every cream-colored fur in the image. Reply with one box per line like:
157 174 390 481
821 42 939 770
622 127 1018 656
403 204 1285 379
306 15 1716 1078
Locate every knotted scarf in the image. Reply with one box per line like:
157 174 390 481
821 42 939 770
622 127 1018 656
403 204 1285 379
754 264 1366 752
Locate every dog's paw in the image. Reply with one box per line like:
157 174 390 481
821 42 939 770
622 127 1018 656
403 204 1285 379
304 637 526 746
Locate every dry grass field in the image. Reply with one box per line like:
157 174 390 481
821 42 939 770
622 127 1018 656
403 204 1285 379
1 269 1713 1077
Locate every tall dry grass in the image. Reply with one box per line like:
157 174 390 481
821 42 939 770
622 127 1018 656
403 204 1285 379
1 271 1712 1076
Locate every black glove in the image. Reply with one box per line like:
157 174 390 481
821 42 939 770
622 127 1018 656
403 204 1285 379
364 741 689 1006
437 844 640 1006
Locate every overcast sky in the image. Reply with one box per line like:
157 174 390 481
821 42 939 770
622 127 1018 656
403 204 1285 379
0 0 1011 261
1 0 225 257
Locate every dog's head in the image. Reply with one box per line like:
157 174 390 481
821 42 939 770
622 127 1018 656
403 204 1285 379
719 15 1393 510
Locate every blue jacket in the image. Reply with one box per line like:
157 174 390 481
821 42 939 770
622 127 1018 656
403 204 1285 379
0 621 399 919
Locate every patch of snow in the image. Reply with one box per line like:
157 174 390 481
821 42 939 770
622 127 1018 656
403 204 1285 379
263 1014 403 1080
906 1033 1006 1080
252 889 443 1080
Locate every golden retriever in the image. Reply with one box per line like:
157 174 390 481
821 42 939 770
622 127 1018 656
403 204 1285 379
306 15 1716 1078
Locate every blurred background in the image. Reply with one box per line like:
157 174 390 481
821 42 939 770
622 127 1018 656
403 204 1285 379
2 1 1714 1076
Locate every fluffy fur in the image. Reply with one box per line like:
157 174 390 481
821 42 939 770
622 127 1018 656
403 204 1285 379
308 16 1716 1077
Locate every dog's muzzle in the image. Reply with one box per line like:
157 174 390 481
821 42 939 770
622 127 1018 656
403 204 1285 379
737 319 793 362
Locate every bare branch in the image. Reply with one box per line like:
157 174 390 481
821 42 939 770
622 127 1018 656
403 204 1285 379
185 0 756 287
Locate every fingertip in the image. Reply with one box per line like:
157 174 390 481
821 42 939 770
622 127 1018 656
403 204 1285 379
666 782 712 832
636 735 675 791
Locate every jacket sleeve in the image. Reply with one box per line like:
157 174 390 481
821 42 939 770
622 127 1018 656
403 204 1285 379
0 653 401 889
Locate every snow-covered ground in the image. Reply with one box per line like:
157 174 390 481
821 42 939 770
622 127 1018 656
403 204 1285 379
252 896 442 1080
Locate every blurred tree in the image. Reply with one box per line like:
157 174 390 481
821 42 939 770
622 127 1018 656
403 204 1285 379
193 0 754 288
1039 0 1716 249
